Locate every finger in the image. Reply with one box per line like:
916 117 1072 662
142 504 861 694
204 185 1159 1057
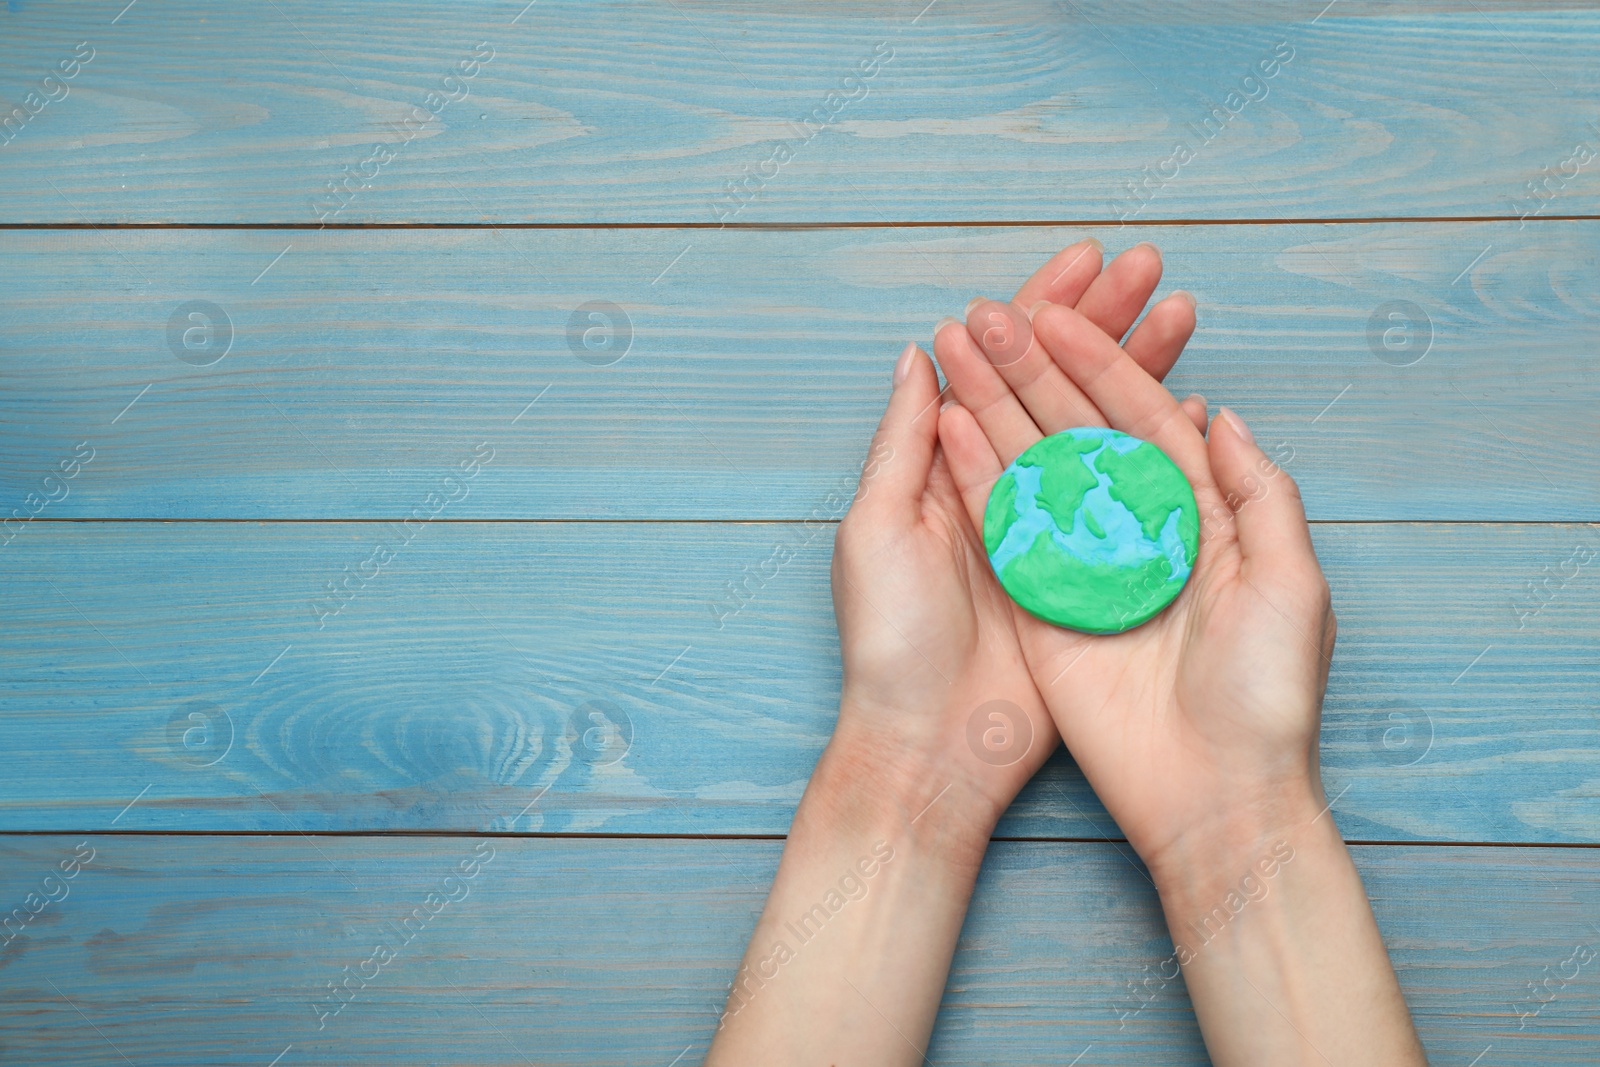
1209 406 1319 579
964 298 1105 436
1031 303 1216 495
937 401 1005 537
1123 290 1197 383
1180 393 1207 434
1012 237 1104 309
932 318 1046 465
1074 241 1163 342
856 342 942 520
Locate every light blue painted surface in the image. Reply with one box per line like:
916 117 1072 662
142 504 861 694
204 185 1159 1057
0 2 1597 222
0 521 1595 843
1 1 1598 1060
0 838 1597 1066
1 222 1597 521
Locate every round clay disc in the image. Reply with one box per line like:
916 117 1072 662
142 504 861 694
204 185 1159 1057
983 427 1199 634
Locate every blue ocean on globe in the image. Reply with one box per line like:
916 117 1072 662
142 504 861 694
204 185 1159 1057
984 427 1198 633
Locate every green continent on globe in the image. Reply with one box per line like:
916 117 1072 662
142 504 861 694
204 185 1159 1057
982 428 1199 634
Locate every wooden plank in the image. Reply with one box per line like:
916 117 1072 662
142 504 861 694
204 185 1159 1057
1 1 1597 223
0 836 1595 1064
1 520 1595 842
3 221 1596 521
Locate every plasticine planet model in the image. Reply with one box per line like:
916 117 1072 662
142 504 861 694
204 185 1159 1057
984 427 1199 634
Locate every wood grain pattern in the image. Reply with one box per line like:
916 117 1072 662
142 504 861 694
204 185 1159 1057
0 837 1596 1065
1 521 1594 842
3 221 1597 521
0 2 1598 223
5 2 1599 1056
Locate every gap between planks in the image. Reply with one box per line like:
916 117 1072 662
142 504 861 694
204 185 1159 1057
2 215 1599 230
1 830 1597 849
22 519 1600 526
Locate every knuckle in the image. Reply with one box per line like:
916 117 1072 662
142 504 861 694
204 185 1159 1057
1279 472 1304 504
1281 561 1330 608
835 509 862 542
1272 467 1303 502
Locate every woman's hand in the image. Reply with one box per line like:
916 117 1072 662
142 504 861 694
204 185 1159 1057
934 295 1328 878
933 291 1425 1064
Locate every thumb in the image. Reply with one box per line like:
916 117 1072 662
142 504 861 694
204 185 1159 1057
854 343 942 522
1208 407 1319 585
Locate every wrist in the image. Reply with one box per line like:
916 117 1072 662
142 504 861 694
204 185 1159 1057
710 706 1001 1065
804 713 1001 879
1145 780 1337 912
1142 797 1424 1064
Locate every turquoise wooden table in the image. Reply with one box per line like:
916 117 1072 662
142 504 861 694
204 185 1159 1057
3 1 1598 1063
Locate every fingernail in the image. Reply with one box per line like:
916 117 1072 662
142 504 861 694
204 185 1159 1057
1219 406 1255 445
1027 300 1053 319
1183 392 1206 407
1171 289 1196 308
1135 240 1162 260
893 341 918 386
964 296 986 316
934 316 960 339
940 397 958 412
1081 236 1105 252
